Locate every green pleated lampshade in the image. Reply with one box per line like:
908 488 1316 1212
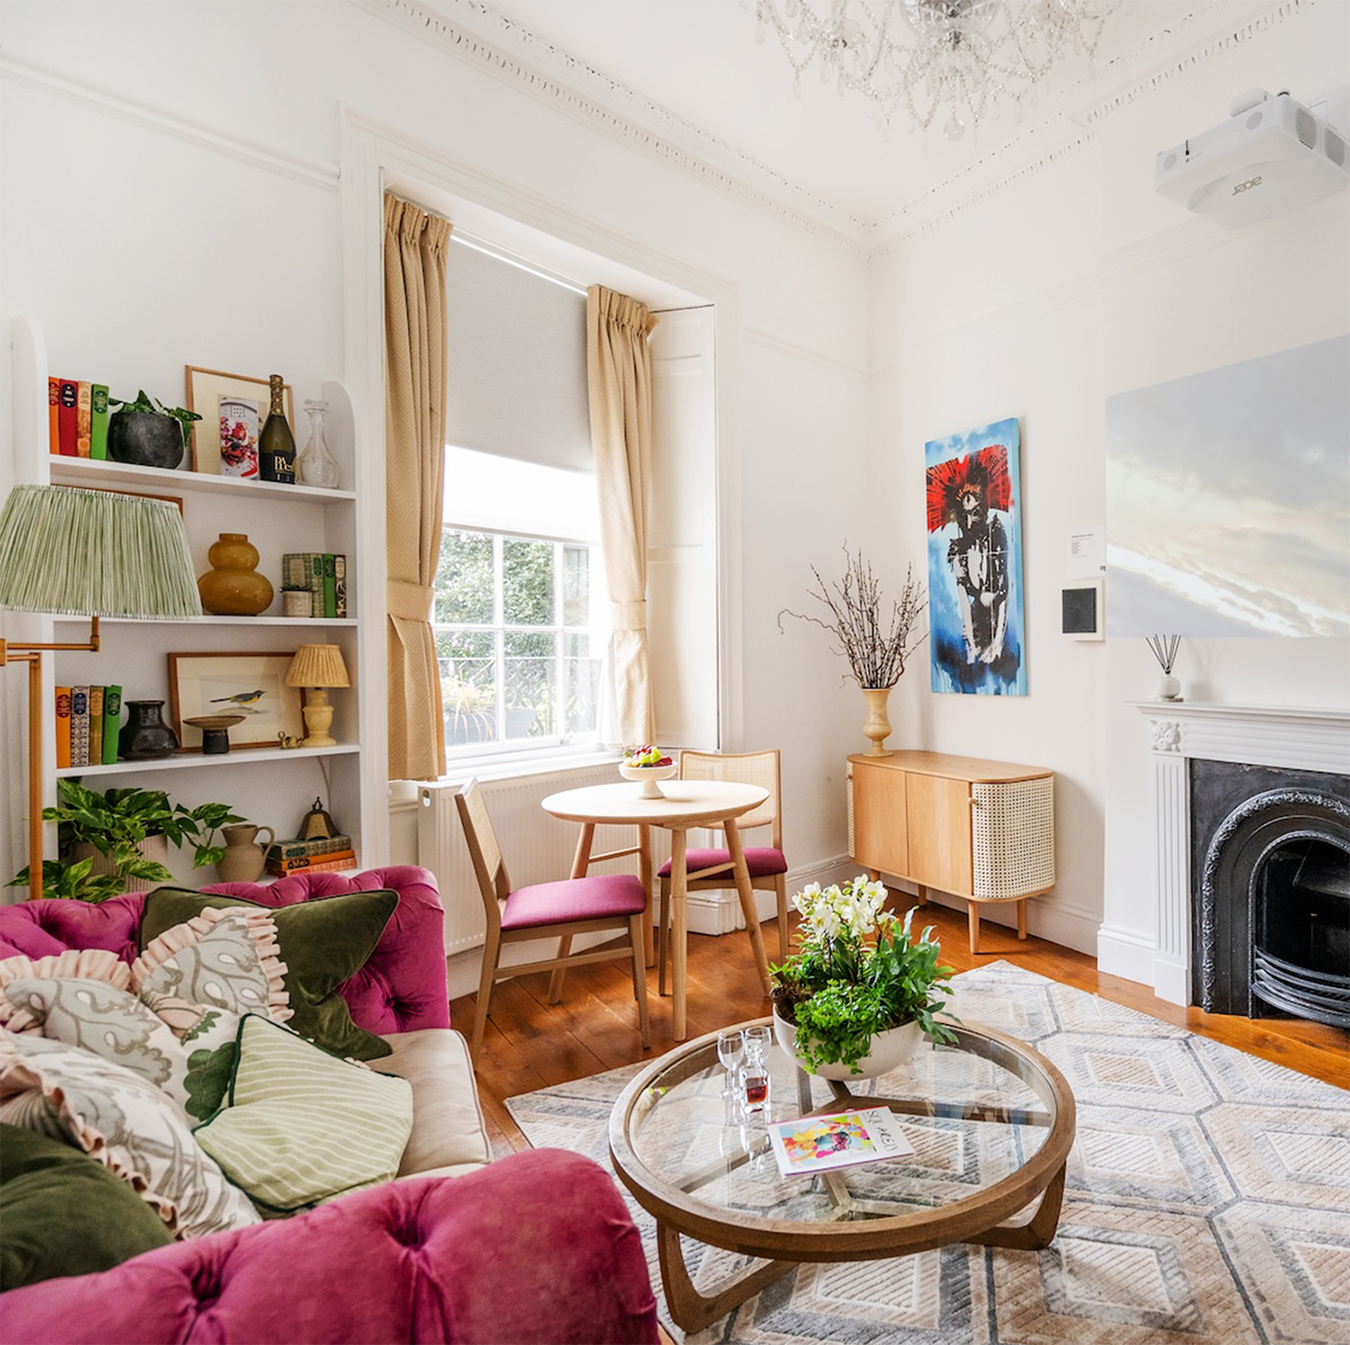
0 484 202 619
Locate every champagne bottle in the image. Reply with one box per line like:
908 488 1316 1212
259 374 296 484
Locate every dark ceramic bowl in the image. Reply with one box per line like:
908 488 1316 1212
107 412 185 470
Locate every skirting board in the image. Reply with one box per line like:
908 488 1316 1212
885 881 1101 958
1097 922 1160 989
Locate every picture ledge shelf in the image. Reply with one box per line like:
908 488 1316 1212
55 743 360 778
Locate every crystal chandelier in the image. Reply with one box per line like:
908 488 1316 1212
752 0 1119 141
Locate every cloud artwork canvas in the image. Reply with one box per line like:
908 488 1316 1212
1106 336 1350 639
925 416 1027 696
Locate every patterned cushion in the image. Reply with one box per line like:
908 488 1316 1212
140 889 398 1060
0 909 293 1125
0 1031 260 1239
194 1015 413 1213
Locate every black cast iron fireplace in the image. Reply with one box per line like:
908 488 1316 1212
1191 759 1350 1028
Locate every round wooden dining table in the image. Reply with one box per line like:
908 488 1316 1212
540 779 772 1040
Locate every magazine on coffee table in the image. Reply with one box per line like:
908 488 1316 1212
767 1107 916 1178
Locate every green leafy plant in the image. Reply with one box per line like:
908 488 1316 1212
771 876 957 1074
109 389 202 448
7 781 243 903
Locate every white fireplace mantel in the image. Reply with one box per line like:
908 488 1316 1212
1134 700 1350 1006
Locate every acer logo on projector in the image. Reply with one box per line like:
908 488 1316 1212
1155 89 1348 228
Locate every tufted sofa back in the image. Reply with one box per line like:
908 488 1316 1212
0 866 449 1035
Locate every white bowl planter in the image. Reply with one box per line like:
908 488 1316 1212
772 1008 923 1080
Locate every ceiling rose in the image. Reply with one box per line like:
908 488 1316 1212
751 0 1120 140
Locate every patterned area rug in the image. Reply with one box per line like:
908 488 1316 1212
505 961 1350 1345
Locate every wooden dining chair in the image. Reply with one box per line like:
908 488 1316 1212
656 749 789 993
455 779 651 1062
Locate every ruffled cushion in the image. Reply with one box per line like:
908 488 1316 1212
0 1032 260 1240
501 875 646 931
658 847 788 880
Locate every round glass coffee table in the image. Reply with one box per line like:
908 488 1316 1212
608 1018 1075 1332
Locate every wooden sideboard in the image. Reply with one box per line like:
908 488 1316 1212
846 751 1056 954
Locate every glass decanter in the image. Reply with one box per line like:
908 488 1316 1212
296 398 340 489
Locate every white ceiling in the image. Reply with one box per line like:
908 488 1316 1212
406 0 1271 243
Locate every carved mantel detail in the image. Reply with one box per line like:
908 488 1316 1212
1150 720 1182 753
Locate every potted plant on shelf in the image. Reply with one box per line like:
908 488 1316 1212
7 781 242 903
770 875 957 1078
779 544 927 756
107 390 201 470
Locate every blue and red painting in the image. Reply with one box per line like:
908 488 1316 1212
925 417 1027 697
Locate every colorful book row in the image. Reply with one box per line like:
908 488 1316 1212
55 686 122 769
48 379 110 459
281 553 347 619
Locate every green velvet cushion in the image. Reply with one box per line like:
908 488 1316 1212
0 1123 173 1290
193 1014 413 1212
140 889 398 1061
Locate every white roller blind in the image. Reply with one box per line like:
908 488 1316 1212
445 241 591 472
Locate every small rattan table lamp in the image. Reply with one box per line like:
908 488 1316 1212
0 484 202 899
286 644 351 748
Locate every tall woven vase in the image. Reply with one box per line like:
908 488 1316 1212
860 686 893 757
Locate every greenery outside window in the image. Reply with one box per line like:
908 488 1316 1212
434 526 605 756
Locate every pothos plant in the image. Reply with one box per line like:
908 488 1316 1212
7 780 242 903
770 876 957 1074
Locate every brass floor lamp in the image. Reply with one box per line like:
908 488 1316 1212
0 484 201 899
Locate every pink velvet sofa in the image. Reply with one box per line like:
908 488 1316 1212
0 866 659 1345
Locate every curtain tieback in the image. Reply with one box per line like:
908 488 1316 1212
610 600 647 633
387 580 433 623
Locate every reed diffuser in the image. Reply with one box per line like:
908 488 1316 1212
1146 634 1182 702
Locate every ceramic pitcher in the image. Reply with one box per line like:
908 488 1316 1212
217 823 276 884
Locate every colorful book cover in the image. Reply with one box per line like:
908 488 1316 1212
333 553 347 618
54 687 72 770
88 686 105 765
322 553 337 619
57 380 78 456
266 850 356 876
219 398 259 478
48 378 60 454
76 382 92 457
766 1108 915 1179
282 552 324 593
89 385 110 460
69 686 90 769
101 685 122 765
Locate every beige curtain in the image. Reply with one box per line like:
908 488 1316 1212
587 285 658 748
384 194 452 781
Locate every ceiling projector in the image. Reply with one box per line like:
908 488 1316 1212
1155 89 1348 228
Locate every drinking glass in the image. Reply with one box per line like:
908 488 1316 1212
717 1029 745 1099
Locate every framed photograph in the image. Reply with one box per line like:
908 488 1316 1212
184 367 294 475
169 651 303 751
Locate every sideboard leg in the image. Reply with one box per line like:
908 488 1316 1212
968 902 981 955
1017 899 1028 941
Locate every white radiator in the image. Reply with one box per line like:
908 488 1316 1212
417 764 647 957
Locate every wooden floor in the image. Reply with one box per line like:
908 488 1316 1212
457 898 1350 1160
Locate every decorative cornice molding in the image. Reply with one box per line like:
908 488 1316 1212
0 52 339 191
351 0 870 257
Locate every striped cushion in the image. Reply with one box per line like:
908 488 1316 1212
194 1015 413 1213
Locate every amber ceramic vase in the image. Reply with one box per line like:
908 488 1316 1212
198 533 274 616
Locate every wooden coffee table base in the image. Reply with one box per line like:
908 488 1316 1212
653 1161 1068 1332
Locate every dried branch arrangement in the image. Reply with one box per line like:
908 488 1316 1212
779 545 928 689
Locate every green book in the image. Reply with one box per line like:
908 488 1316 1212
333 553 347 618
89 385 110 460
322 553 337 619
102 685 122 764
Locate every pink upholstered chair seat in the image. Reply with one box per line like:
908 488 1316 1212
658 846 788 880
501 873 646 931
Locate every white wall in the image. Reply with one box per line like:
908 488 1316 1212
870 0 1350 961
0 1 871 897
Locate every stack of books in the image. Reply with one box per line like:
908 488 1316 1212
281 553 348 619
55 686 122 768
265 834 357 877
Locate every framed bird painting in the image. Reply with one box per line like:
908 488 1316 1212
169 651 305 751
